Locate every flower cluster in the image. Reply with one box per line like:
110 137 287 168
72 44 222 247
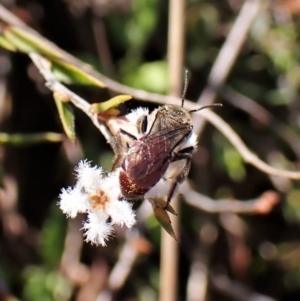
59 160 136 246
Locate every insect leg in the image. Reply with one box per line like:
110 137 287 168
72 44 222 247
119 128 138 143
112 129 138 170
171 146 194 161
164 147 194 208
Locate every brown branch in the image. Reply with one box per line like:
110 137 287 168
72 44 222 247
221 86 300 158
60 218 89 286
181 181 280 214
193 0 264 135
186 223 218 301
159 0 185 300
210 274 277 301
76 259 109 301
91 17 116 79
108 238 139 291
96 230 152 301
28 53 114 147
109 232 151 289
199 109 300 180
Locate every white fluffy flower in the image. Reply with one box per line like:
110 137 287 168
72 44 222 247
83 211 114 246
58 161 136 246
59 186 90 218
75 160 104 193
125 107 149 125
106 198 136 228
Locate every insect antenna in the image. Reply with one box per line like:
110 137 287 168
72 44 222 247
180 70 222 112
181 70 189 107
189 103 223 113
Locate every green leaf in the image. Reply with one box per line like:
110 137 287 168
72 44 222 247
90 95 132 114
0 132 62 145
52 60 106 88
122 61 168 94
54 95 75 142
3 26 106 88
0 35 16 51
4 26 62 57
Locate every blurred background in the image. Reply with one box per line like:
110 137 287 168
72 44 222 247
0 0 300 300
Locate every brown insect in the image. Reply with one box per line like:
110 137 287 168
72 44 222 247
113 82 221 207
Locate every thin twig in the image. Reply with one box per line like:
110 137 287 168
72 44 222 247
159 0 185 300
60 218 89 286
198 109 300 180
96 230 152 301
210 273 277 301
221 85 300 157
194 0 263 135
181 181 280 214
219 213 251 280
96 239 139 301
92 18 116 79
108 235 139 291
76 259 109 301
186 223 218 301
28 53 114 147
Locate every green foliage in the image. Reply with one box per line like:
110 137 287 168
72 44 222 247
122 61 168 94
186 3 219 68
51 61 105 87
0 133 62 145
54 97 75 143
138 286 158 301
145 214 163 246
213 132 246 182
1 25 106 88
22 266 72 301
22 205 68 301
90 95 132 113
125 0 159 50
40 204 66 268
251 11 300 102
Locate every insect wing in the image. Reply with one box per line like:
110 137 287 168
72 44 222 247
124 125 192 182
124 135 168 182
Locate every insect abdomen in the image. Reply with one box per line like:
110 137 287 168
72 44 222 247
119 169 149 200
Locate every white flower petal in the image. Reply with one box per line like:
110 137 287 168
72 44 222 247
75 160 104 193
83 211 113 246
107 199 136 228
59 186 90 218
125 107 149 125
99 169 121 200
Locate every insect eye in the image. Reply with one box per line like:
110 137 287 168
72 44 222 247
137 115 148 134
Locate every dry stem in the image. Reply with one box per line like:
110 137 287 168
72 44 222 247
159 0 185 300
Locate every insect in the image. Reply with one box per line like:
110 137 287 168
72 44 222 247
113 76 221 207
